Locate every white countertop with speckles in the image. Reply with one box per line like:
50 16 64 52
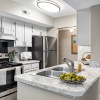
16 60 40 65
15 64 100 97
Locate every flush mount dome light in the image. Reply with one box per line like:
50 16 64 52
37 0 61 12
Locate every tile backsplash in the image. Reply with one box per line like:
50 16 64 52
8 47 26 60
8 47 25 53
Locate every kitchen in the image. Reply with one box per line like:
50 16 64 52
0 0 100 100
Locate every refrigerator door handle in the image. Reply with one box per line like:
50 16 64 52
46 37 48 58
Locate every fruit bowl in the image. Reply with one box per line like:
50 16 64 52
60 78 86 84
60 73 86 84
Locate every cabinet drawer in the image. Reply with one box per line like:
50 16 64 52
24 69 32 73
31 63 39 69
23 64 32 70
33 67 39 71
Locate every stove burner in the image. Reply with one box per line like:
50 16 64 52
0 62 22 69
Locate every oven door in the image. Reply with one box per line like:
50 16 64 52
0 66 22 92
0 69 17 93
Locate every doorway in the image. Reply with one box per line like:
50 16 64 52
58 29 77 64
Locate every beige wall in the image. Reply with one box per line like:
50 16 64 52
0 0 54 27
48 14 76 37
59 30 77 64
47 14 77 64
55 15 76 28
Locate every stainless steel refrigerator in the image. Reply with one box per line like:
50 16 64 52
28 36 57 69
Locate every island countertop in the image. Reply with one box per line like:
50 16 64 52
15 64 100 97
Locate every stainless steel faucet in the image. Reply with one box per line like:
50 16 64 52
63 58 74 73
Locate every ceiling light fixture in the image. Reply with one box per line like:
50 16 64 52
37 0 61 12
69 28 74 32
69 26 76 32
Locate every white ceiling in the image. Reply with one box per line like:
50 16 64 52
12 0 76 18
64 0 100 10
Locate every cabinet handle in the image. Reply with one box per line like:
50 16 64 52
23 42 26 46
25 42 26 46
15 37 18 41
2 28 4 33
0 27 1 33
23 42 25 46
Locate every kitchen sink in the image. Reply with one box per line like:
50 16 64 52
52 67 70 72
52 67 79 73
35 67 84 78
36 70 63 78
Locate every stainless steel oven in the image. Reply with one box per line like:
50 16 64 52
0 53 22 100
0 67 22 100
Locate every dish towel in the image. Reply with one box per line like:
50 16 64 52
0 69 6 85
15 67 21 75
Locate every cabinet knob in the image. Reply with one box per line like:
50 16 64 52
23 42 25 46
13 22 16 25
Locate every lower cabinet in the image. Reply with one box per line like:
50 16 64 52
22 63 39 73
31 63 39 71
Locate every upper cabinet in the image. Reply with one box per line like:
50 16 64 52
77 8 91 46
15 21 24 47
24 23 33 47
2 17 15 36
33 25 47 36
0 16 47 47
15 21 33 47
33 25 41 36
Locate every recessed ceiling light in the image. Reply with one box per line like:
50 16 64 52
37 0 61 12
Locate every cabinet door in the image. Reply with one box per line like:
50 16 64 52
77 8 91 46
2 17 15 35
24 23 33 47
33 25 41 36
23 64 32 73
31 63 39 71
15 21 24 47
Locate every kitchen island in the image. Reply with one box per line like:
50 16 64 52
15 64 100 100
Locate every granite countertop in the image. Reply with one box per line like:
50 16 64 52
16 60 40 65
15 64 100 97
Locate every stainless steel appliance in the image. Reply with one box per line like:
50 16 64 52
0 41 8 53
0 53 22 100
28 36 57 69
